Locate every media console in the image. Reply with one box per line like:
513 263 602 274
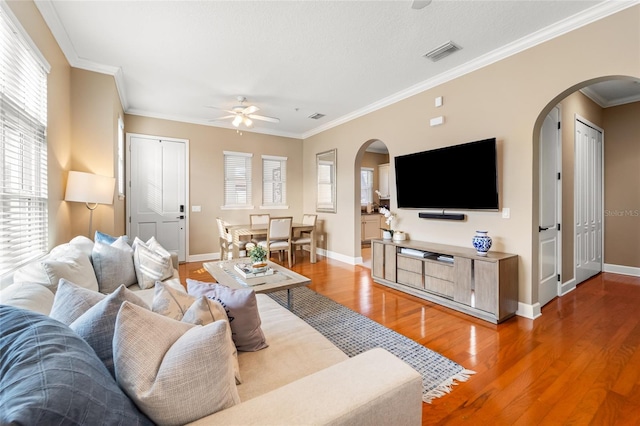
371 239 518 324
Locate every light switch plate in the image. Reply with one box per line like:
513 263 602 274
435 96 443 107
192 205 201 212
502 207 510 219
430 116 444 126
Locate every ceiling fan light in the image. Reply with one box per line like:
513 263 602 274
232 115 242 127
244 117 253 128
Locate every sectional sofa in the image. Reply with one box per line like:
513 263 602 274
0 235 422 425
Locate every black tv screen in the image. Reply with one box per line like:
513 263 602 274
394 138 499 210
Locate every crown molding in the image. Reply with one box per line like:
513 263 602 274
301 0 640 139
581 86 640 108
34 0 639 140
125 109 302 140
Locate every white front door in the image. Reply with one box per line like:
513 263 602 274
539 106 561 307
127 134 188 262
574 118 603 284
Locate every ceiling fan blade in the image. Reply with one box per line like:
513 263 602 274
411 0 431 9
208 115 235 122
242 105 259 115
248 114 280 123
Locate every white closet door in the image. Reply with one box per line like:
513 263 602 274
575 119 603 284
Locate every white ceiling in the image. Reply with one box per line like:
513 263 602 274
35 0 640 139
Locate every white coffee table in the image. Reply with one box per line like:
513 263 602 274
203 259 311 309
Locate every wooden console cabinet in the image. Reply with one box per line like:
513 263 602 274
371 239 518 323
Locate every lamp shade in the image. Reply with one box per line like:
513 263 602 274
65 171 115 205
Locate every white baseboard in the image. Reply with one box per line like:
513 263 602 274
561 278 577 295
516 302 541 320
188 252 218 262
316 248 359 265
604 263 640 277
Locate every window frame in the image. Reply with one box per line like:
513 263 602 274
360 167 374 205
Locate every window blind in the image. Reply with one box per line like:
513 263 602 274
0 8 49 276
223 151 252 208
317 161 334 208
262 155 287 206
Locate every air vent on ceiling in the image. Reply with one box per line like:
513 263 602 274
308 113 326 120
424 41 461 62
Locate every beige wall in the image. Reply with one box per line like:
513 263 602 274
303 5 640 308
124 115 303 257
69 68 124 238
603 101 640 269
557 91 604 282
6 0 72 247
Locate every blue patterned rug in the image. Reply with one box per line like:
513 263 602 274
268 287 475 403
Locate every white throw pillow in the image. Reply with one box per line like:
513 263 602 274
92 236 136 293
41 245 99 293
152 281 241 384
113 301 240 425
132 237 173 289
0 282 54 315
69 235 95 261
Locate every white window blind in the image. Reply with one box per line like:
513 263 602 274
223 151 252 208
317 160 334 209
360 168 373 204
262 155 287 207
0 7 49 276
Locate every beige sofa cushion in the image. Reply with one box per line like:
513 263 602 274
236 294 348 401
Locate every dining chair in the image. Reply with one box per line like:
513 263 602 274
257 216 293 268
292 214 317 263
249 214 271 244
216 217 248 260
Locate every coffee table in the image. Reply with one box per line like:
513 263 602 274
203 259 311 309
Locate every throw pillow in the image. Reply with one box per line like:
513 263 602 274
113 301 240 425
0 305 153 426
70 285 148 378
41 245 99 293
69 235 95 261
49 278 106 325
152 281 241 383
186 279 268 352
92 236 137 293
132 237 174 289
0 282 54 315
95 230 130 245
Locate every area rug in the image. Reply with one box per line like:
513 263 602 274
268 287 475 403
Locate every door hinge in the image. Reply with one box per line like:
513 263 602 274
557 274 561 282
557 172 561 180
557 223 561 231
557 122 561 130
128 216 131 223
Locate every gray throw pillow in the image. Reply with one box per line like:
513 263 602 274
70 285 148 377
186 279 268 352
0 305 153 426
113 301 240 425
49 278 106 325
92 236 136 293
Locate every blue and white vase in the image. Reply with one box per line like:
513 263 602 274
472 231 492 256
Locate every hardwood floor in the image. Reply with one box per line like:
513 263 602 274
179 254 640 425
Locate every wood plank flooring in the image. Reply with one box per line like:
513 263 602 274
179 251 640 425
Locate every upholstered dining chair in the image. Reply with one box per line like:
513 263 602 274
257 216 293 268
216 217 248 260
292 214 317 263
249 213 270 244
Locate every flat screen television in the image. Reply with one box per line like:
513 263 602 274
394 138 499 210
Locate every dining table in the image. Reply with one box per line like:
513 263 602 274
225 223 317 263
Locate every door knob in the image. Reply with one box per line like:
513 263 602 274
539 226 550 232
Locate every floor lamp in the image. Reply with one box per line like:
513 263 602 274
65 171 116 238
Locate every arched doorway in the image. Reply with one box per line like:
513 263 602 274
355 139 390 266
533 76 640 310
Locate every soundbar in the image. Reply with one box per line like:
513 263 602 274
418 212 466 221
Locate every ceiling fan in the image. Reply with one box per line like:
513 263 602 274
208 96 280 128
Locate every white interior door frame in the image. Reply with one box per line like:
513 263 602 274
126 133 190 261
573 114 604 285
